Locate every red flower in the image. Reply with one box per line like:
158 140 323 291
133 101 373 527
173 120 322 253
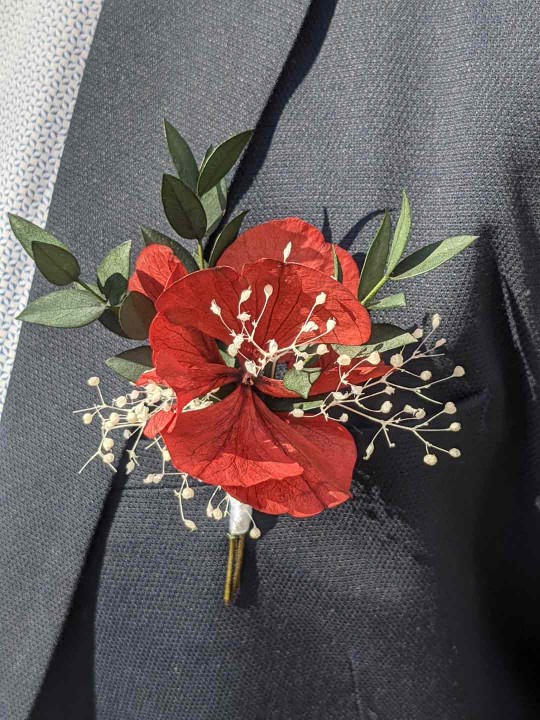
127 221 388 517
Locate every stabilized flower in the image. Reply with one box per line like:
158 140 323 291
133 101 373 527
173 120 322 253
140 256 381 517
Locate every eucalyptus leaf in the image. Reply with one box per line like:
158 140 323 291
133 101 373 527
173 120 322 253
332 246 343 283
200 177 227 235
105 346 153 382
358 211 392 302
33 242 80 286
390 235 478 280
333 323 417 357
197 130 253 196
99 308 129 337
140 226 199 273
119 291 156 340
97 240 131 306
163 119 198 190
283 366 322 400
366 292 406 311
17 288 105 328
8 214 68 258
208 210 249 266
387 190 411 274
161 174 207 240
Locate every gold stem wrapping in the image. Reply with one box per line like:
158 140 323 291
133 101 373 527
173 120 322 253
223 535 237 605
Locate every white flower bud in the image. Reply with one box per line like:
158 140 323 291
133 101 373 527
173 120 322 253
126 460 135 474
415 408 426 419
245 360 258 376
264 285 273 297
315 292 326 306
267 339 279 355
249 527 261 540
450 422 461 432
123 430 131 439
384 385 395 395
162 449 171 462
102 438 114 451
316 343 328 355
212 508 223 520
435 338 446 347
302 320 318 333
102 452 115 464
364 442 375 460
339 413 349 422
381 401 392 414
420 370 432 381
326 318 336 332
444 401 457 415
82 413 93 425
368 351 380 365
238 312 251 322
449 448 461 458
232 335 244 348
337 354 351 366
413 328 423 339
182 487 195 500
227 344 239 357
183 520 197 531
126 411 138 424
283 242 292 261
240 287 252 303
453 365 465 377
432 314 441 329
290 408 304 418
423 453 438 466
130 390 140 400
293 360 305 371
87 376 100 387
403 405 416 415
390 354 403 368
206 504 214 518
210 299 222 316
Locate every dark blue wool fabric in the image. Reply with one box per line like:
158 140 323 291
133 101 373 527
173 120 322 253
1 1 540 718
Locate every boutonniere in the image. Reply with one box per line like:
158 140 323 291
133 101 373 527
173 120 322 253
9 121 477 603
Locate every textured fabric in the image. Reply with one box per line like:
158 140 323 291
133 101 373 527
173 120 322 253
0 0 103 419
2 0 540 718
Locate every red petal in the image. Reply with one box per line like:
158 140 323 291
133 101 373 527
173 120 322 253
149 314 240 408
218 218 359 295
143 409 176 439
161 386 355 517
128 245 188 303
241 259 370 348
222 411 355 517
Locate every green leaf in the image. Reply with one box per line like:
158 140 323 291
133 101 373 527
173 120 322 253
333 323 417 358
99 308 128 337
216 341 236 368
387 190 411 274
197 130 253 196
119 291 156 340
97 240 131 306
161 174 207 240
366 292 406 311
282 366 322 400
105 346 153 382
140 226 199 273
8 214 68 259
17 289 105 328
32 242 80 286
163 119 198 190
390 235 478 280
208 210 249 266
200 177 227 235
358 211 392 302
332 246 343 283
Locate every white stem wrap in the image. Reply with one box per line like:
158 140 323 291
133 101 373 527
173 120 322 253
228 496 251 535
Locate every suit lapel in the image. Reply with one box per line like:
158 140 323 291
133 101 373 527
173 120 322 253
0 1 312 717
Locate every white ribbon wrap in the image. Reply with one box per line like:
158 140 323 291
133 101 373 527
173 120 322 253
228 496 251 535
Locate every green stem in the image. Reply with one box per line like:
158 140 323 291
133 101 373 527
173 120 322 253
76 279 107 303
360 274 389 306
196 240 205 269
